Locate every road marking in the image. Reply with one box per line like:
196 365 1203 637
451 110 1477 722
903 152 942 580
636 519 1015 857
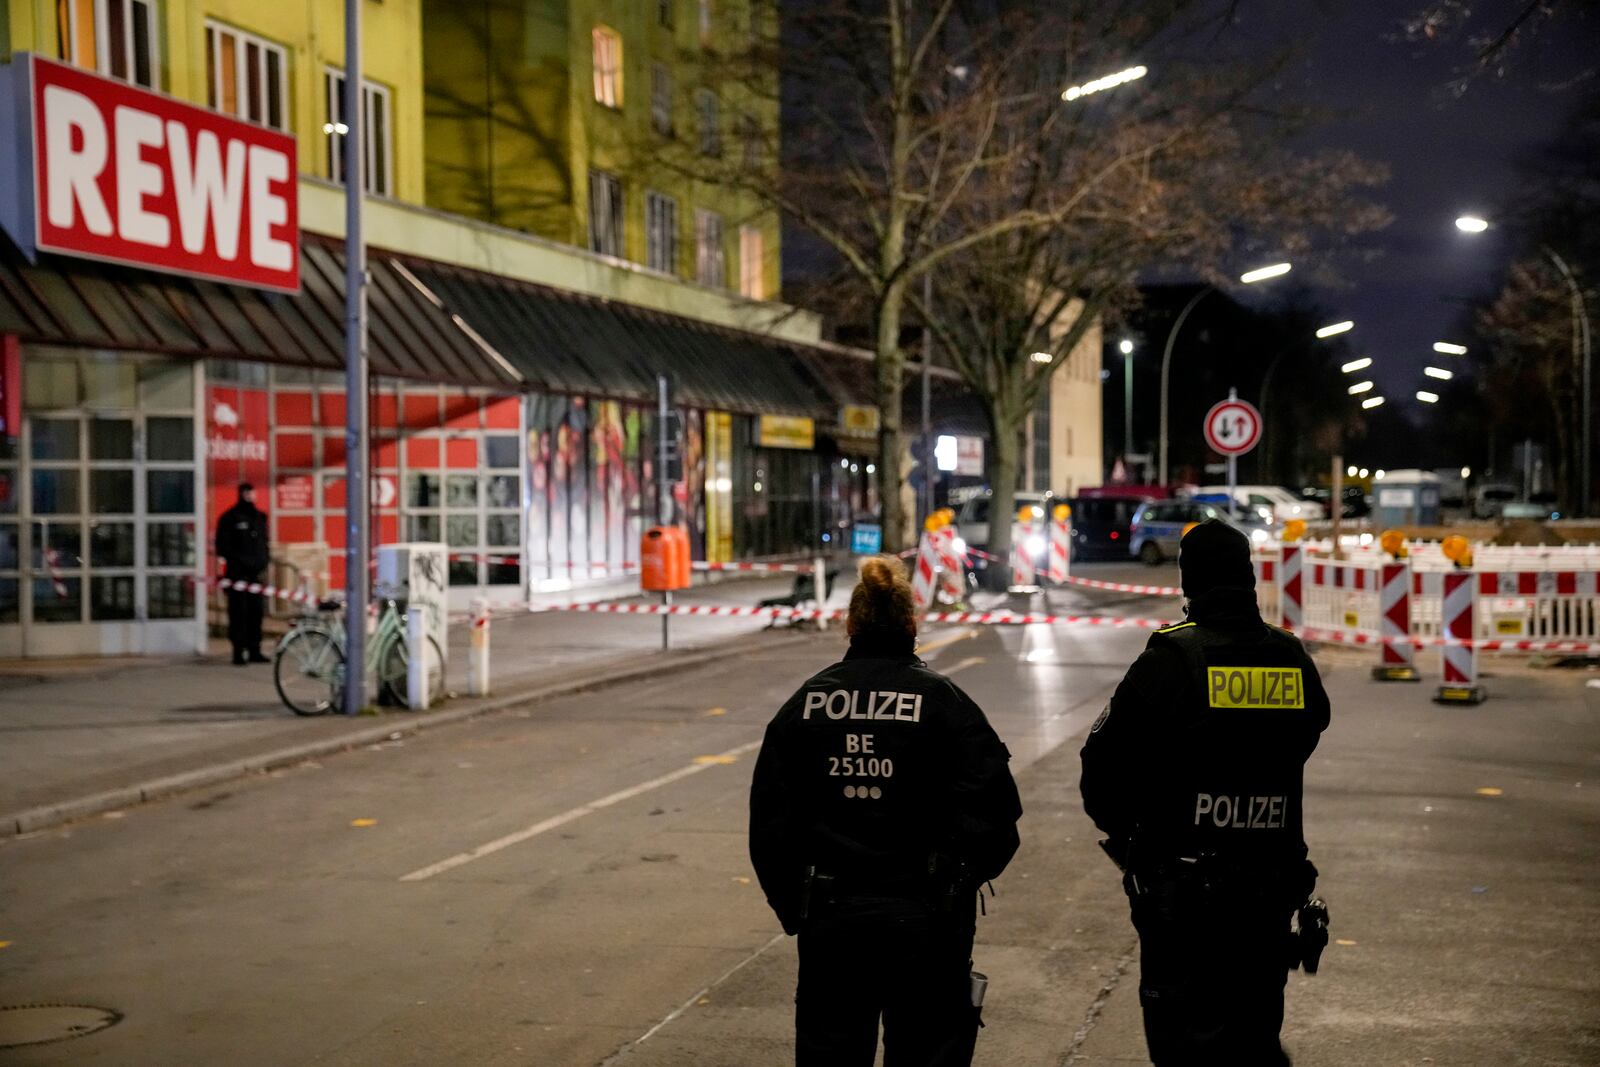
946 656 986 675
917 627 976 657
0 941 11 949
1476 787 1504 797
704 707 728 716
350 818 378 828
399 739 763 882
1335 938 1358 946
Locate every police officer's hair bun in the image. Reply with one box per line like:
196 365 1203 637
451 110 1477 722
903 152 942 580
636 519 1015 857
848 555 918 639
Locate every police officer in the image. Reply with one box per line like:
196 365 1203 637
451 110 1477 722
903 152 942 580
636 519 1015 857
1080 520 1330 1065
215 482 270 665
750 555 1022 1067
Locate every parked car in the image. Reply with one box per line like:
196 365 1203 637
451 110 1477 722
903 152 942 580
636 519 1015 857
1129 499 1271 565
1067 495 1149 561
1471 483 1519 519
1189 484 1326 523
1300 485 1370 519
953 491 1055 570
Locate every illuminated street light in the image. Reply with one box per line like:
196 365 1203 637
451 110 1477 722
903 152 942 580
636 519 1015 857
1118 338 1135 355
1424 366 1454 380
1417 391 1440 403
1315 320 1355 339
1348 380 1374 395
1361 397 1385 410
1030 351 1053 364
1358 467 1370 478
1346 465 1358 477
1340 357 1373 374
1461 466 1472 479
1455 215 1489 233
1062 64 1148 101
1240 262 1292 284
1433 341 1468 356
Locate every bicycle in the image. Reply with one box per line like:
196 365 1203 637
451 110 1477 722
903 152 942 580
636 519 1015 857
273 588 446 716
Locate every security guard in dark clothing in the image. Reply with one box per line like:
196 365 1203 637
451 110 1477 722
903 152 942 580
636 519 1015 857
1081 520 1330 1066
215 482 270 665
750 555 1022 1067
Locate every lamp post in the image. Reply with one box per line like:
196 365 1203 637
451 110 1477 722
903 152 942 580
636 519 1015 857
1458 216 1592 515
1119 337 1135 465
1158 263 1291 485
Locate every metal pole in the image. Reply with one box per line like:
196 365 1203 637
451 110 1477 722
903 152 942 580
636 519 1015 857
657 375 671 524
1123 349 1133 463
1545 249 1591 516
341 0 368 716
1226 387 1238 520
1331 454 1344 560
1159 287 1212 486
921 270 933 522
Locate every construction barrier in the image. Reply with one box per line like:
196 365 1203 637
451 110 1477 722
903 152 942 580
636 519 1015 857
911 531 939 610
1279 544 1303 630
1374 560 1419 681
1010 517 1037 589
933 526 967 604
1436 571 1485 704
1047 516 1071 584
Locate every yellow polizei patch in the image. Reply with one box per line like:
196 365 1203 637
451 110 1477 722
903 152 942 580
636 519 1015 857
1207 666 1306 709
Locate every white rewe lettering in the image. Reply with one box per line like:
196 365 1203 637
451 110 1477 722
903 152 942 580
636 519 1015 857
168 125 246 259
44 85 113 235
114 106 168 247
246 145 292 271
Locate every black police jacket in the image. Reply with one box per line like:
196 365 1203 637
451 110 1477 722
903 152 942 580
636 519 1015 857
1080 586 1329 868
749 633 1022 933
215 501 269 578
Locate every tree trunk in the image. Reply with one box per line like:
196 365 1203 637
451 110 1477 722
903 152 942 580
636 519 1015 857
983 394 1023 591
876 281 909 552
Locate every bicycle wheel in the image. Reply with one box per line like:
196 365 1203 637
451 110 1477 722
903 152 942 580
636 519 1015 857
275 626 344 716
378 633 446 709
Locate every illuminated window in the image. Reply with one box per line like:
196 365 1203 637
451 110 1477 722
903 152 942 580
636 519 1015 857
205 22 288 130
325 70 394 197
738 226 764 299
56 0 156 88
592 26 623 108
695 210 725 288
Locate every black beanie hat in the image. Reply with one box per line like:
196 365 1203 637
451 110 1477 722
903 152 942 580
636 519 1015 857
1179 519 1255 598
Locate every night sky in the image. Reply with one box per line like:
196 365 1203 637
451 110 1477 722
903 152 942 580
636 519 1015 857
1226 1 1598 404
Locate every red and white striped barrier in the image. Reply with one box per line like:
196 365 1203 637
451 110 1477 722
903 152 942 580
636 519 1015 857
934 526 967 604
1374 559 1419 680
1436 571 1484 702
1047 519 1070 584
693 560 813 574
1059 575 1183 597
216 576 321 606
546 599 1177 630
1010 519 1036 588
1280 544 1304 630
911 532 939 610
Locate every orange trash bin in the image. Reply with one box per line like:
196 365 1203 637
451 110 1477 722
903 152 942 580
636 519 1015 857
641 526 691 591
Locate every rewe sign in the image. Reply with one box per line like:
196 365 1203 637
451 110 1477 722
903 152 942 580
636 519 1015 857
0 54 298 292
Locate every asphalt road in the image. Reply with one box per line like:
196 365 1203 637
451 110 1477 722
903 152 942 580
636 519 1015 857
1 562 1596 1065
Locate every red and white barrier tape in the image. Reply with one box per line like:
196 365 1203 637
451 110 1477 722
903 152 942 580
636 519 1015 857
693 560 813 573
215 577 321 605
1060 575 1183 597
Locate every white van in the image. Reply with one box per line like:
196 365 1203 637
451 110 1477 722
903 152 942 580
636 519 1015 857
1188 485 1326 523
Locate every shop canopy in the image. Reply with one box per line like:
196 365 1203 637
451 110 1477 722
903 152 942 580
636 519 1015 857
0 233 519 389
401 258 837 418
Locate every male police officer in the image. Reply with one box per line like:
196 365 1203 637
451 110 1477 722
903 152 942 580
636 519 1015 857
215 482 270 665
751 556 1022 1066
1080 520 1330 1065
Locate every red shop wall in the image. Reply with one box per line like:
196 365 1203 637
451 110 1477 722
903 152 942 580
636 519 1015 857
204 384 270 580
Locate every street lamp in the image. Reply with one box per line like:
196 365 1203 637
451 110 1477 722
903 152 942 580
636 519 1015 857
1433 341 1468 356
1062 64 1148 102
1361 396 1385 410
1417 391 1440 404
1118 338 1136 464
1340 357 1373 373
1315 320 1355 339
1158 262 1293 484
1348 380 1374 395
1424 366 1454 380
1455 215 1489 233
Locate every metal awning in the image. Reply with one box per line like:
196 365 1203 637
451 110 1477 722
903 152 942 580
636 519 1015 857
0 233 521 389
402 258 837 418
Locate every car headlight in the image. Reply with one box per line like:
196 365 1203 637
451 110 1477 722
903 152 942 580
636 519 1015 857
1027 535 1046 556
1250 528 1269 543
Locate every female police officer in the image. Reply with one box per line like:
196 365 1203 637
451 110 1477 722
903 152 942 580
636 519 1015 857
749 555 1022 1067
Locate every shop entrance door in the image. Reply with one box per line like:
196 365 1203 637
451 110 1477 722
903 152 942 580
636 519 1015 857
0 356 202 658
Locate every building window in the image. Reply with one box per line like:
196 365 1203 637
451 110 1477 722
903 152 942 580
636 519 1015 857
696 90 720 156
658 0 675 29
592 26 623 108
645 192 679 275
697 0 713 45
738 225 764 299
589 170 624 258
739 113 761 169
325 70 393 196
56 0 157 88
695 210 725 288
205 22 289 130
651 64 674 136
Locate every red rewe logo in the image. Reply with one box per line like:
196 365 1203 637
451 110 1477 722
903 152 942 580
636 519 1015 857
13 54 298 292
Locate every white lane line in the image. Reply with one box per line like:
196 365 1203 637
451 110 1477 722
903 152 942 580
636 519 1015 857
945 656 986 675
602 931 788 1064
399 738 763 882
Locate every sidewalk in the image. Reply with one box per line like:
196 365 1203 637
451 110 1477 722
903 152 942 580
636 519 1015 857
0 571 840 836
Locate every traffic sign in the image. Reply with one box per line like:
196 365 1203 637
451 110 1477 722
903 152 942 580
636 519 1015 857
1204 399 1262 456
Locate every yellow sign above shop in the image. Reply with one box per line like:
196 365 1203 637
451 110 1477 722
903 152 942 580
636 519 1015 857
839 404 880 437
758 415 816 450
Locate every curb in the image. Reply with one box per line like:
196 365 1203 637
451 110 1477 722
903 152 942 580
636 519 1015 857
1 637 766 840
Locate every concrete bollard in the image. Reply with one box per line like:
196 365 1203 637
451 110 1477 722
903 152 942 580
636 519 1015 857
407 605 430 711
468 596 491 696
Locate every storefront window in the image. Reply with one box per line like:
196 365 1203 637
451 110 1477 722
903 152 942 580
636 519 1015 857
32 420 80 461
32 578 81 623
84 363 137 409
147 470 195 513
148 523 195 567
147 575 194 619
147 417 194 461
90 418 135 459
91 574 137 621
90 470 134 514
32 470 81 513
90 522 135 566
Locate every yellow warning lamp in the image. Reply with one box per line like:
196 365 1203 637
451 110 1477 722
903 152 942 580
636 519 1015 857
1053 503 1072 523
1181 521 1200 539
938 507 956 526
1282 519 1307 543
1441 534 1473 569
1017 505 1035 523
924 512 946 533
1379 529 1409 558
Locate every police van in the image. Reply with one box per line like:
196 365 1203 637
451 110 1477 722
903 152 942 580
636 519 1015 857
1128 500 1270 565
